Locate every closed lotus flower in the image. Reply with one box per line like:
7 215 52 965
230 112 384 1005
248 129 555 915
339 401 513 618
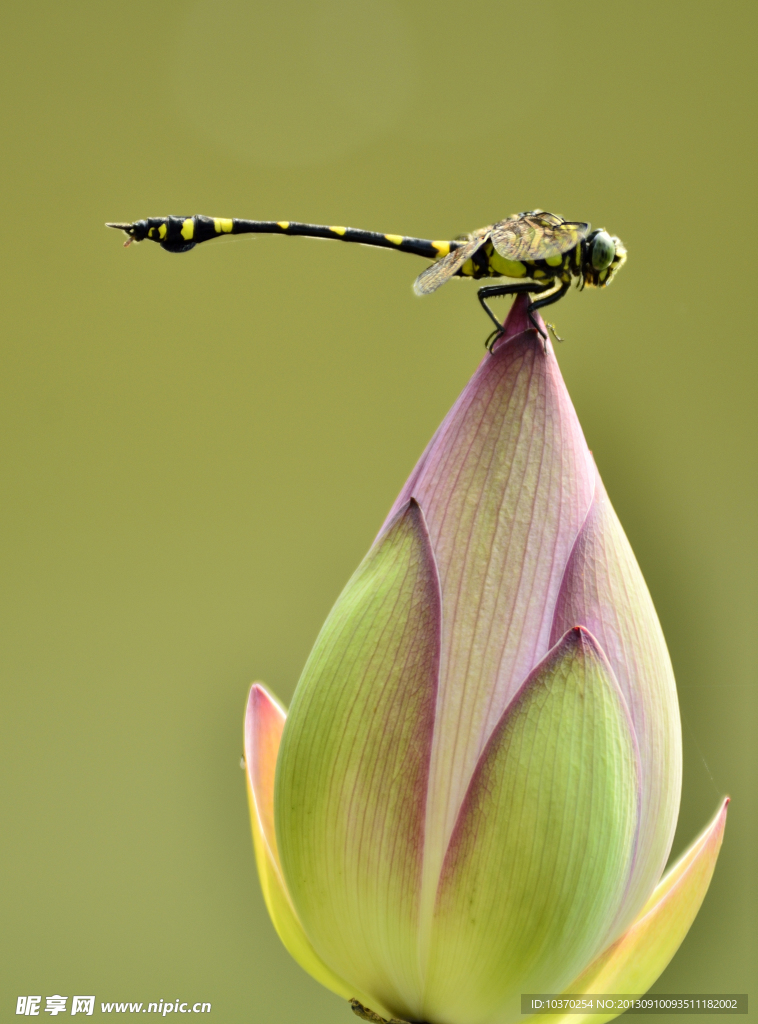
244 295 727 1024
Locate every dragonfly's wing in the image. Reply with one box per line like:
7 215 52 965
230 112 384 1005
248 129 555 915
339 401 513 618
413 228 491 295
491 211 590 262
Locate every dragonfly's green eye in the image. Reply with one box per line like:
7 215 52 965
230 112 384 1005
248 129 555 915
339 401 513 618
591 231 616 271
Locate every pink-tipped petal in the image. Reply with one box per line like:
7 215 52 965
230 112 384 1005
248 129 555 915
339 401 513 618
276 500 441 1019
531 799 729 1024
244 684 364 1006
424 628 639 1024
551 471 682 935
382 300 597 941
246 684 286 875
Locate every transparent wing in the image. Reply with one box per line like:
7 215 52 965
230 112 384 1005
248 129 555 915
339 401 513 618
490 211 590 262
413 228 491 295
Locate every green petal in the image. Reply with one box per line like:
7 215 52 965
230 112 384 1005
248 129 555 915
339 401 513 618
276 500 441 1019
244 684 378 1008
530 799 729 1024
424 628 639 1024
551 473 682 936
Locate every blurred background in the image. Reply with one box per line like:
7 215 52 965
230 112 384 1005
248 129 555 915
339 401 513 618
0 0 754 1020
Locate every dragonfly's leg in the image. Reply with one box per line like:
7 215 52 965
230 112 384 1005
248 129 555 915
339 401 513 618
528 279 571 349
477 282 551 351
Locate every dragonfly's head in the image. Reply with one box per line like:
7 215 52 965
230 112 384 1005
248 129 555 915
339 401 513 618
581 229 627 288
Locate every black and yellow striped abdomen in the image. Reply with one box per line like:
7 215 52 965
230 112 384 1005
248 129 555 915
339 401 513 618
127 215 461 260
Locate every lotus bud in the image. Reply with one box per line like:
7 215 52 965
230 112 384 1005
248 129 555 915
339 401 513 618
245 296 727 1024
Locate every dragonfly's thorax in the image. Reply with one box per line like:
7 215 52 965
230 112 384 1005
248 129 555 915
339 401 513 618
457 240 578 286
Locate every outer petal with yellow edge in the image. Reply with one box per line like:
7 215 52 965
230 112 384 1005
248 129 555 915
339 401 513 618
528 798 729 1024
244 683 389 1017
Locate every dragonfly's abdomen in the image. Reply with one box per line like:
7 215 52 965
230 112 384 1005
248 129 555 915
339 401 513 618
128 215 459 260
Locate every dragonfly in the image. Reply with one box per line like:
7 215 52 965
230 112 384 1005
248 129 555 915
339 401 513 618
106 210 627 348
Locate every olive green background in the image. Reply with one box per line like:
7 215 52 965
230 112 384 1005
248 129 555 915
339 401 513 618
0 1 754 1020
